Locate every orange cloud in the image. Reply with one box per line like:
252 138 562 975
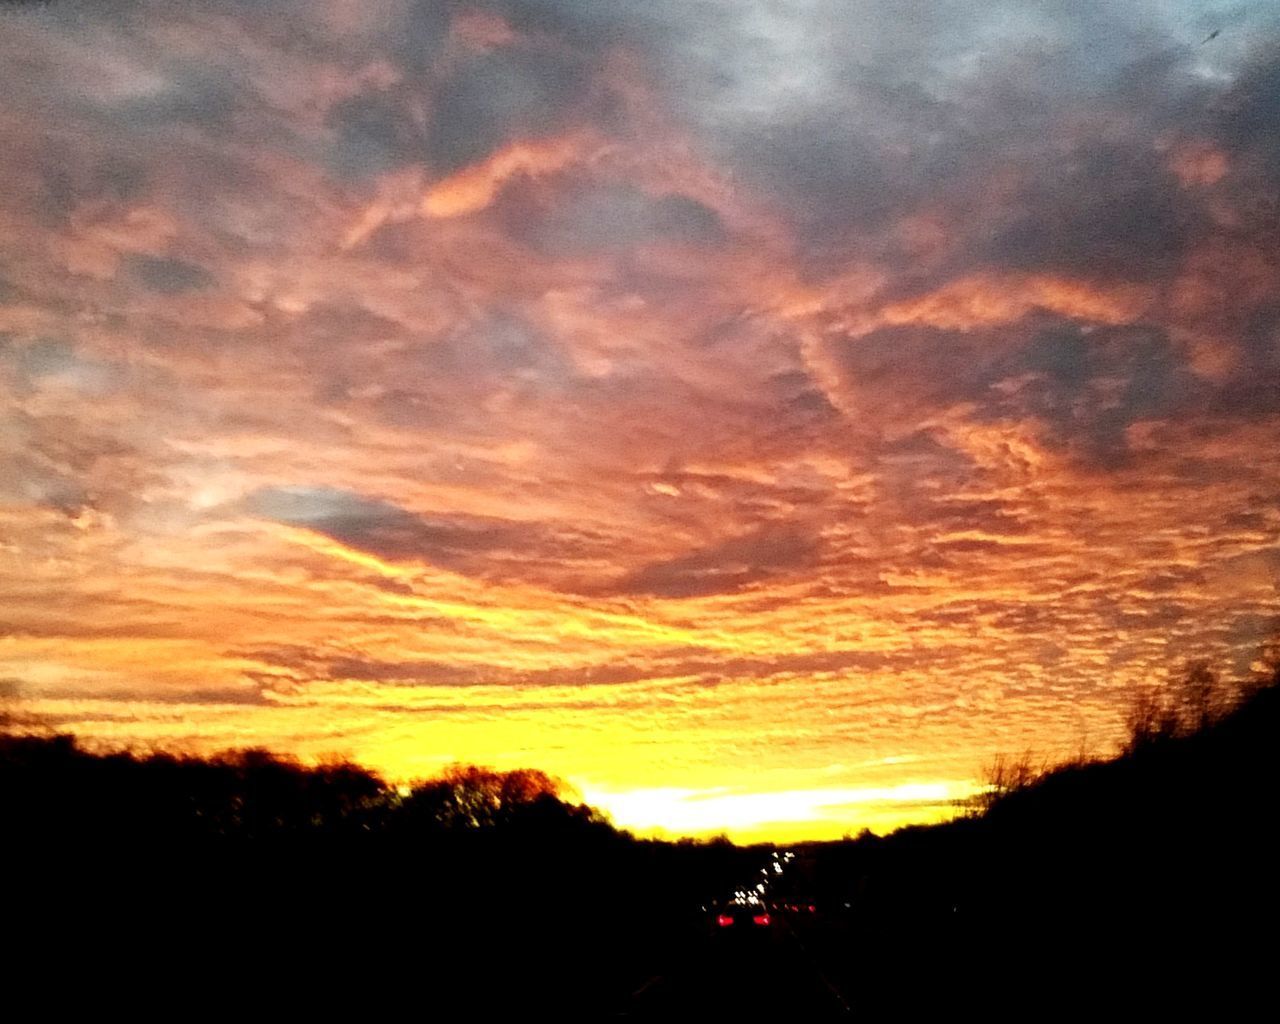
421 133 599 218
856 274 1154 336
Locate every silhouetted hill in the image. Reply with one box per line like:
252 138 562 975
796 662 1280 1017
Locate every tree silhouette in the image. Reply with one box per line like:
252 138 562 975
396 764 581 832
1123 659 1241 754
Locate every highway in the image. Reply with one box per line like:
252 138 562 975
617 911 853 1019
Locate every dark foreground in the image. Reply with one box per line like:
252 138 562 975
618 910 852 1019
5 662 1279 1017
13 851 1272 1020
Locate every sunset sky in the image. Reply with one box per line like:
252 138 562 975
2 1 1278 842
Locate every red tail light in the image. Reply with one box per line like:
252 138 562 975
753 914 771 926
717 914 734 927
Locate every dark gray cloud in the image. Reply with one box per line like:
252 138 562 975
2 336 76 382
1226 305 1280 416
825 311 1253 471
326 91 426 180
1008 321 1197 464
243 485 596 581
427 46 589 171
1212 42 1280 177
477 0 683 54
36 157 149 223
125 255 216 294
499 182 727 254
644 2 1179 242
614 522 822 598
104 71 239 130
981 142 1196 282
833 323 1008 406
383 0 453 76
246 485 511 566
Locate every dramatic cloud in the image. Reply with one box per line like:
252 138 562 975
1 0 1278 840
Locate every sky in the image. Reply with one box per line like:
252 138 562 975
1 0 1278 842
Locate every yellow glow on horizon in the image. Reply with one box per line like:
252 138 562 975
580 781 978 843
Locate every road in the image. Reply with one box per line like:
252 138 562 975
616 914 853 1019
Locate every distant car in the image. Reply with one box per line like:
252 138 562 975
713 902 772 931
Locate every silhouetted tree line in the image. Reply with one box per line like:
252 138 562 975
0 737 609 841
5 641 1277 1016
791 646 1280 1018
1 725 760 1015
